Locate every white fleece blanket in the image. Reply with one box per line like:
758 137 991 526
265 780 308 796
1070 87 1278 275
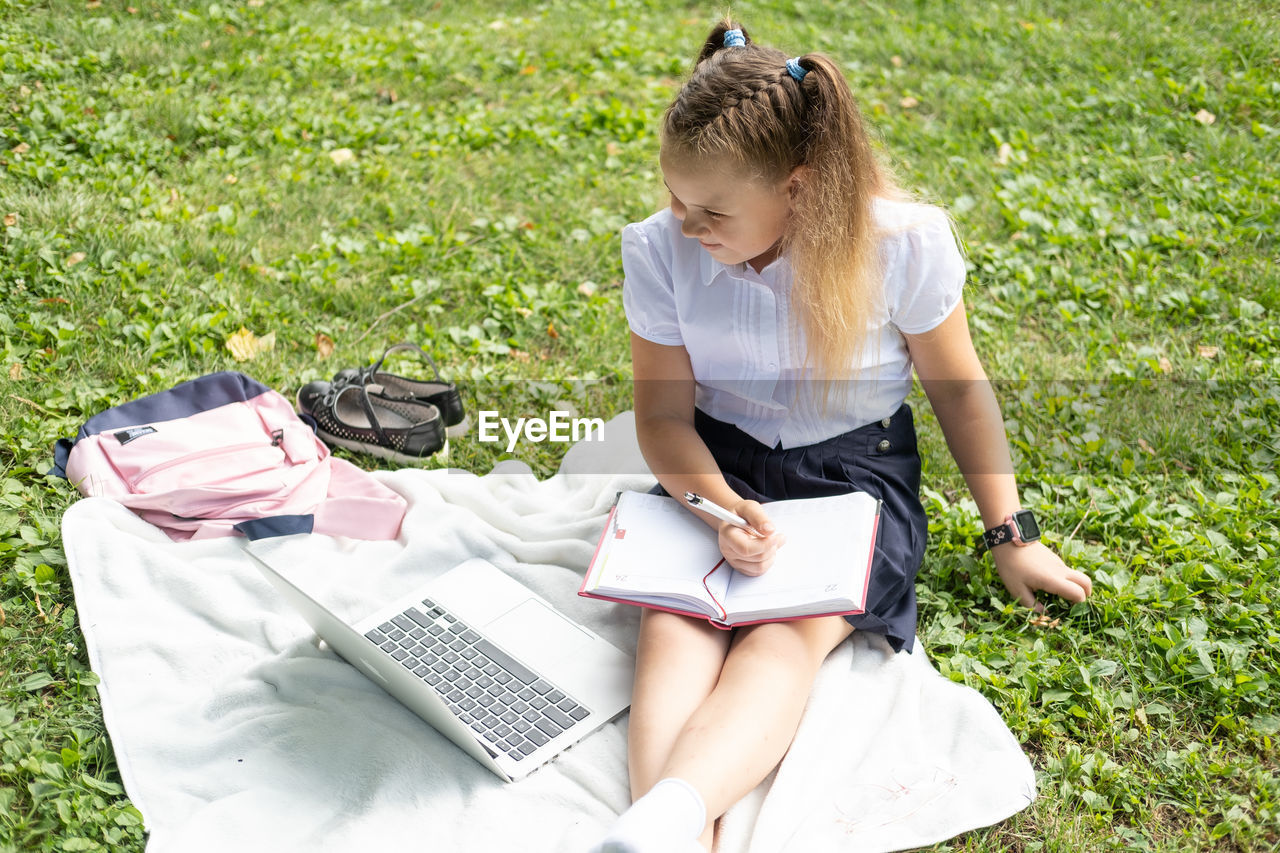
62 412 1034 853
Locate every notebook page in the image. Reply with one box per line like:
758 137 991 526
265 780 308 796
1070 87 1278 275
723 492 878 613
592 492 731 602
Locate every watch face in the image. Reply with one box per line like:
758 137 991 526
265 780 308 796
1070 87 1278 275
1013 509 1040 541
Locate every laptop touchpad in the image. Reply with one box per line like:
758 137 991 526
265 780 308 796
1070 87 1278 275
484 598 592 664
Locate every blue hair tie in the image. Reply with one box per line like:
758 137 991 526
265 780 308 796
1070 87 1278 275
786 57 808 81
723 29 746 48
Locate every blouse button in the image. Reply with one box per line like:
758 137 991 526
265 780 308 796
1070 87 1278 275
877 439 891 453
881 417 892 428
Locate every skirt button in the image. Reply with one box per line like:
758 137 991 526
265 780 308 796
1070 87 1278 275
877 439 891 452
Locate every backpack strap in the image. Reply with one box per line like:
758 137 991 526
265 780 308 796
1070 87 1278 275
233 515 316 540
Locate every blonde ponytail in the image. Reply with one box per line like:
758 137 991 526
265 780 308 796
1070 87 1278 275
784 54 890 387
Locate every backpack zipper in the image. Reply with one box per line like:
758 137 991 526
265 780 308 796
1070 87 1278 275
129 440 285 489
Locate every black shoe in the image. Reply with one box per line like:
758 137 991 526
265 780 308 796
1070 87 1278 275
297 380 446 464
334 343 469 439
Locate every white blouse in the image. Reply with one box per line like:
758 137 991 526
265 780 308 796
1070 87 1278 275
622 198 966 449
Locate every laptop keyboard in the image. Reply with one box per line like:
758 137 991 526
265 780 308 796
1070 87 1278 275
364 597 591 762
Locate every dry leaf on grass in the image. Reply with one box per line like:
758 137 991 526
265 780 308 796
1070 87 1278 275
315 333 335 358
9 363 22 381
66 252 86 267
226 327 276 361
328 148 356 166
1194 109 1216 125
1197 344 1218 359
3 212 16 227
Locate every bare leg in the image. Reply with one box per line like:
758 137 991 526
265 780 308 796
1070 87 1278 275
603 613 852 852
628 609 732 849
659 616 855 837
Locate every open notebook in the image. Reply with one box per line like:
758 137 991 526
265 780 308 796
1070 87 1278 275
579 490 880 628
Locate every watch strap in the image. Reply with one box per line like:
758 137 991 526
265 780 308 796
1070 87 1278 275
982 520 1018 551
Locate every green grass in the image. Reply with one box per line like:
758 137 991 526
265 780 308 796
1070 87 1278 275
2 0 1278 849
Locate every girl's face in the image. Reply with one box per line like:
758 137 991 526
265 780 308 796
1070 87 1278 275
661 152 796 270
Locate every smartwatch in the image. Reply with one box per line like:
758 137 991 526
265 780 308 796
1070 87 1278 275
982 509 1041 551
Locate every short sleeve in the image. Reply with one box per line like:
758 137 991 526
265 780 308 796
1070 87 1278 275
621 221 684 346
886 208 967 335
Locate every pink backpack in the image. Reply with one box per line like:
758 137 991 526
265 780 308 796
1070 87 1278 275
52 372 407 541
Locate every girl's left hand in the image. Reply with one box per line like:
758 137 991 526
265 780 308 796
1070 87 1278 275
992 541 1093 612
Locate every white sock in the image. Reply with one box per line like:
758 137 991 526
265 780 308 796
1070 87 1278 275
590 777 707 853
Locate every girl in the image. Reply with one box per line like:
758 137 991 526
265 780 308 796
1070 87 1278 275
592 20 1093 853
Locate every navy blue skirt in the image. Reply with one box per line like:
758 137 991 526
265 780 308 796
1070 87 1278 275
655 405 927 653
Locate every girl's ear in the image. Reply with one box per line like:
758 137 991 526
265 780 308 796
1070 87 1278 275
786 165 810 202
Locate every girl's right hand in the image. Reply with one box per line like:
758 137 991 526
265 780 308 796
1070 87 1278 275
718 500 785 576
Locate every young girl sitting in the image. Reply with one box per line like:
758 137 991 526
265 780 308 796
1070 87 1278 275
591 19 1094 853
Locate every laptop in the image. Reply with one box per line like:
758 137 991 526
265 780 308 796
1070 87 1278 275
246 539 634 782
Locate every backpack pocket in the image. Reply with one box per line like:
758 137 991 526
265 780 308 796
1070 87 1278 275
98 402 295 495
129 441 287 493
